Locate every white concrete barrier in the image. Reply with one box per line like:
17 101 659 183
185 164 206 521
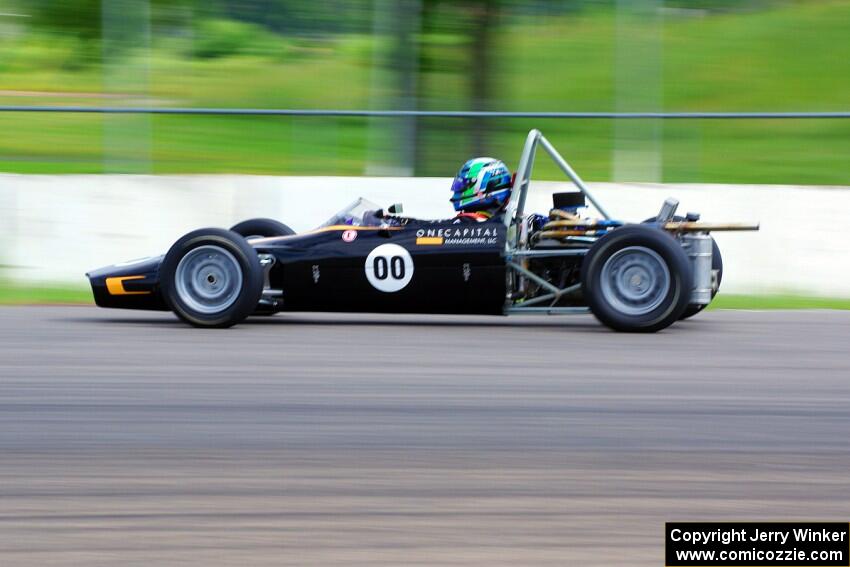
1 174 848 297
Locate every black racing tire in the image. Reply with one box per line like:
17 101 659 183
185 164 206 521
160 228 264 328
229 218 295 239
642 216 723 319
581 225 692 333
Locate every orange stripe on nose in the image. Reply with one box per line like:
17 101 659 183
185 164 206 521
105 276 151 296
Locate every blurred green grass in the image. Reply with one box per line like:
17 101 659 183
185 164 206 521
708 294 850 311
0 1 848 182
0 281 92 305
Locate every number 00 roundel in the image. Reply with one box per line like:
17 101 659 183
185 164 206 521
364 243 414 293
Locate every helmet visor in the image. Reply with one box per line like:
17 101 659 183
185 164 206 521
451 175 475 196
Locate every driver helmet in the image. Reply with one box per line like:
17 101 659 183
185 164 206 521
450 157 512 212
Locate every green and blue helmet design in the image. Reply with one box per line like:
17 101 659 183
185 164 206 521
450 157 512 212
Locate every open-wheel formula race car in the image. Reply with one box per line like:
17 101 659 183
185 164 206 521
87 130 758 332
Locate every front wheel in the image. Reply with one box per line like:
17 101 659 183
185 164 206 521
160 228 264 328
581 225 692 332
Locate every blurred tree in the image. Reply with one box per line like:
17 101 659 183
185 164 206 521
27 0 193 41
663 0 771 11
207 0 373 34
466 0 499 154
27 0 104 41
416 0 501 162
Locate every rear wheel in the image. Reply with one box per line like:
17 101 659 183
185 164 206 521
230 218 294 239
161 228 264 328
581 225 692 332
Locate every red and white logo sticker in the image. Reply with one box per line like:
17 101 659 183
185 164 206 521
341 230 357 242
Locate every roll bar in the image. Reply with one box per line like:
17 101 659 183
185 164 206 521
504 129 612 230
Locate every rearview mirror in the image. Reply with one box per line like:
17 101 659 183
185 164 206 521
387 203 403 215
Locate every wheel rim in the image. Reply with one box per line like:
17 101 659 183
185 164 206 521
599 246 671 316
174 245 243 314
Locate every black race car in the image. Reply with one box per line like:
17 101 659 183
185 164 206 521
87 130 758 332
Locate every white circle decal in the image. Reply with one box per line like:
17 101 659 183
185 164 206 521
364 243 414 293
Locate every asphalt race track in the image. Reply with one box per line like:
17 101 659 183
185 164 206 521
1 306 849 566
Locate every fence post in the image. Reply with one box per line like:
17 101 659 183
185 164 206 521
101 0 152 174
613 0 663 183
